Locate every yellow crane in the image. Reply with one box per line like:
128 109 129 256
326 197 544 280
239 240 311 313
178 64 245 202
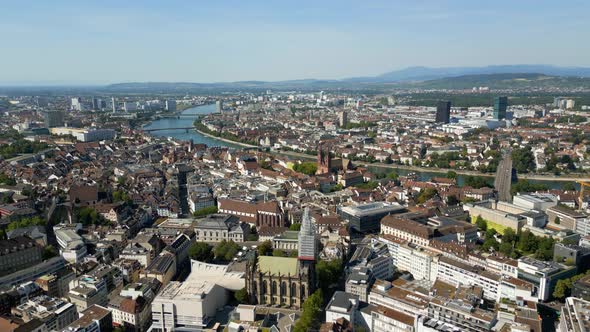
577 180 590 206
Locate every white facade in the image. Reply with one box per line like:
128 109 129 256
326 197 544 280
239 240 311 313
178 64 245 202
437 257 500 302
377 236 438 282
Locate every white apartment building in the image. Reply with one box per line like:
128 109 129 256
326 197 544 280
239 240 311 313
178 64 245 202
437 256 501 302
376 236 438 282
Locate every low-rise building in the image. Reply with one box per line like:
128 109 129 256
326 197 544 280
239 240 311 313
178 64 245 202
546 205 587 232
194 214 249 243
346 267 374 302
517 256 577 301
151 260 244 330
338 202 405 234
370 305 415 332
513 193 558 212
35 267 76 298
62 304 113 332
141 252 176 286
11 295 78 331
558 297 590 332
68 276 108 312
325 291 359 325
0 236 43 277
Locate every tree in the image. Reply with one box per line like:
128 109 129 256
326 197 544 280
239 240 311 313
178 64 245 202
290 223 302 231
554 217 561 224
553 279 571 300
0 174 16 186
234 287 249 304
499 242 514 257
503 228 517 244
475 216 487 231
512 146 536 173
446 195 459 206
213 240 240 262
316 259 343 292
112 190 132 204
42 245 58 260
387 172 399 180
193 206 218 217
293 162 318 176
465 176 492 189
482 237 499 252
258 240 272 256
293 289 323 332
272 249 286 257
446 171 458 179
76 207 102 226
511 180 548 195
188 242 213 262
562 182 576 191
246 225 259 241
7 216 46 231
416 188 437 204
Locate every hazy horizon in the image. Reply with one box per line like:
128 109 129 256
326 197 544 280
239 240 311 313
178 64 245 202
2 0 589 85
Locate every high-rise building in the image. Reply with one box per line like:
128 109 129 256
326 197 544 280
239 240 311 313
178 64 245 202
165 99 177 112
216 100 223 113
338 110 348 127
91 97 98 110
111 97 117 113
44 110 65 128
71 97 83 111
435 101 451 123
493 96 508 120
123 102 136 112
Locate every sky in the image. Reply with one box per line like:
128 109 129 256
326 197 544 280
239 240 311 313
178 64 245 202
1 0 589 85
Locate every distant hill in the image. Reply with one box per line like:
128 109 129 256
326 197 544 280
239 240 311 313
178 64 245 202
401 73 590 89
100 65 590 93
369 65 590 83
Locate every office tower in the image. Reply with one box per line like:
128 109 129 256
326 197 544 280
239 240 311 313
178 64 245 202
338 110 348 127
111 97 116 113
435 101 451 123
71 97 82 111
493 96 508 120
36 97 49 107
44 110 65 128
216 100 223 113
91 97 98 110
165 99 177 112
123 102 136 112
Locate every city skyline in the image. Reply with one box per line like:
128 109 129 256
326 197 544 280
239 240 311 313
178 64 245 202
2 0 590 85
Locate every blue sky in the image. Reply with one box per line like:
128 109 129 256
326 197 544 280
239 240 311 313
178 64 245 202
1 0 589 84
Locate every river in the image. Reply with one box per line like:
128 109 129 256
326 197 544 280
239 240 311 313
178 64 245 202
143 104 241 148
144 104 574 190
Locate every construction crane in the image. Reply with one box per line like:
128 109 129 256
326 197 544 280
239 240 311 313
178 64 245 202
577 180 590 206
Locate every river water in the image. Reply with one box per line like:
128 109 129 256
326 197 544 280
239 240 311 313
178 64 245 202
144 104 572 190
143 103 240 148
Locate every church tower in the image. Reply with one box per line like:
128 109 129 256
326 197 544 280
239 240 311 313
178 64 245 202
316 145 332 174
298 207 318 292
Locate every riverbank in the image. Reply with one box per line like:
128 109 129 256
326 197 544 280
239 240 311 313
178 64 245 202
263 148 590 183
194 128 258 148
